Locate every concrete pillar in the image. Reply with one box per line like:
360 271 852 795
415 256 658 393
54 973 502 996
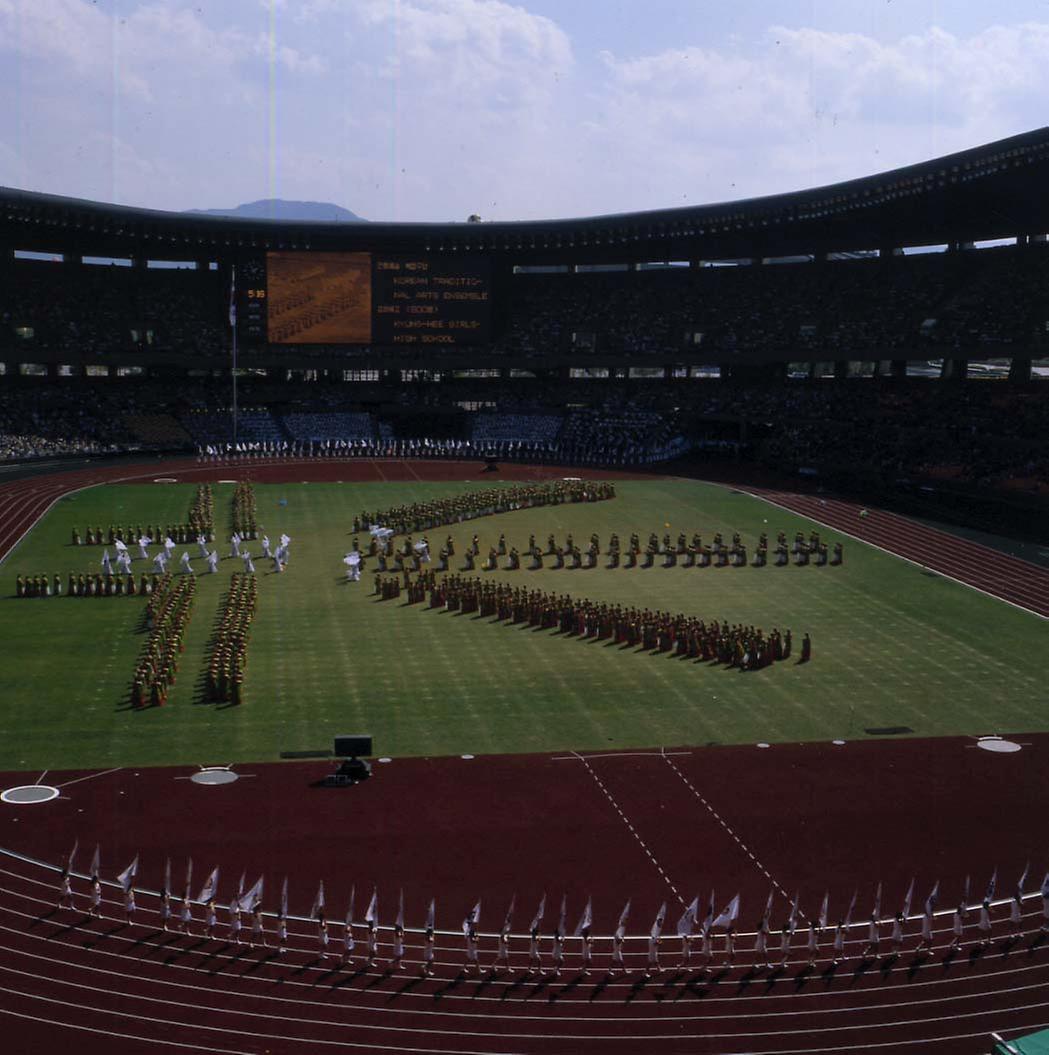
833 360 849 381
940 357 968 381
890 359 907 380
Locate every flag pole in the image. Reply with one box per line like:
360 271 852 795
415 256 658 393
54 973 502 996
230 264 238 449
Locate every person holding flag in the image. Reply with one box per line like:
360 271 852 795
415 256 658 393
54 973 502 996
950 877 970 951
229 872 246 944
551 895 566 978
364 887 379 966
340 886 356 965
57 841 77 912
117 855 139 923
421 899 436 977
915 881 939 955
528 894 545 973
463 898 482 974
277 878 289 956
575 896 594 976
863 883 882 960
88 845 102 919
198 866 220 936
391 889 406 970
779 894 798 967
311 880 332 958
807 892 828 967
646 901 666 977
977 870 997 950
1011 864 1029 940
714 894 741 967
494 896 515 972
159 858 172 932
698 891 716 968
611 899 630 975
179 860 194 935
676 896 698 969
832 891 856 966
246 876 266 948
753 891 773 970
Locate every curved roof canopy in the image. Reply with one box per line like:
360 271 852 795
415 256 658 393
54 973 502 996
3 128 1049 264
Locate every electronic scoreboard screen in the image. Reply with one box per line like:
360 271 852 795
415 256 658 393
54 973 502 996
262 251 491 346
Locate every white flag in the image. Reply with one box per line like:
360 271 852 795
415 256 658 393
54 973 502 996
243 876 264 912
463 898 481 935
871 882 882 920
184 859 194 901
924 881 940 916
66 840 78 874
311 880 326 919
787 892 799 934
236 871 246 905
901 878 915 918
1041 873 1049 899
844 889 858 927
818 891 829 931
650 901 667 939
90 844 100 879
615 899 631 939
163 857 171 895
280 877 288 919
117 855 138 893
425 898 436 931
676 896 699 937
985 868 998 903
574 897 593 937
365 887 378 926
198 866 220 904
1017 863 1030 899
529 893 546 932
557 894 567 937
345 885 356 928
713 894 740 929
396 889 405 930
701 891 716 934
502 895 516 934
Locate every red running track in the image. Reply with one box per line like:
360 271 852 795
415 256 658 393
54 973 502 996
747 487 1049 619
0 736 1048 1054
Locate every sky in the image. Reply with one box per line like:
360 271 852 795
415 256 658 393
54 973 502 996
1 0 1049 222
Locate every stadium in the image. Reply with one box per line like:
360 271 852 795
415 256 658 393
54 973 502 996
2 107 1049 1055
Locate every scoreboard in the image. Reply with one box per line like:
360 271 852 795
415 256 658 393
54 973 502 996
237 252 491 346
372 256 489 345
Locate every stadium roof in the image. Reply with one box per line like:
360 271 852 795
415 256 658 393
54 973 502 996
4 127 1049 264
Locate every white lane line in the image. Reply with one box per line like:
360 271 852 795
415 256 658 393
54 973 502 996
0 1006 251 1055
552 751 692 761
0 983 526 1055
743 491 1048 622
570 751 685 906
55 767 124 789
3 925 1049 1026
661 753 790 904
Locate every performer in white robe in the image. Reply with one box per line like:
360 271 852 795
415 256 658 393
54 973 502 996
197 534 209 559
230 532 241 558
180 552 193 575
152 552 167 574
101 550 113 575
241 550 255 574
138 536 152 560
207 550 219 574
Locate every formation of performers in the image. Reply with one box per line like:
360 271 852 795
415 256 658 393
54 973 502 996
378 572 810 668
231 481 257 538
16 572 164 598
423 528 842 573
58 848 1049 977
353 480 616 538
71 485 215 546
130 575 196 709
204 574 257 705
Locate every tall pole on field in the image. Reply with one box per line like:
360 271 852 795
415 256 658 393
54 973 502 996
230 264 238 449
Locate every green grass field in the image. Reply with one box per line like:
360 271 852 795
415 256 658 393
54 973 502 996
0 478 1044 773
